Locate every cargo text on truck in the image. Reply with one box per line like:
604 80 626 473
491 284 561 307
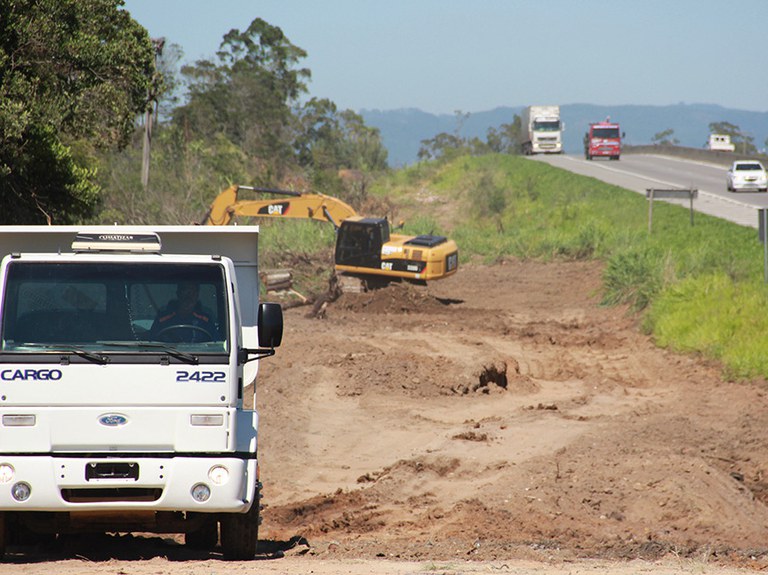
0 226 283 560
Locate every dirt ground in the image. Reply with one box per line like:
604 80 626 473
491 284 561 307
6 259 768 574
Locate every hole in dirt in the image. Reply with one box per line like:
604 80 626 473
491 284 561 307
478 363 508 390
435 296 464 305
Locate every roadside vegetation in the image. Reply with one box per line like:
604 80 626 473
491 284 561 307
371 154 768 381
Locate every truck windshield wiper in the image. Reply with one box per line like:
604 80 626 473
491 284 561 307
99 341 199 365
30 345 110 365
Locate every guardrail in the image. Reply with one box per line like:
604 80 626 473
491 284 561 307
624 144 767 167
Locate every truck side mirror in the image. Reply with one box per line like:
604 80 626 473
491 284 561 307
258 302 283 348
239 302 283 364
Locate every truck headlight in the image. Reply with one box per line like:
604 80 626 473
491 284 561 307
208 465 229 486
0 464 14 483
190 483 211 502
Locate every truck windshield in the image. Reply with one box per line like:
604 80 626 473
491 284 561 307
0 262 229 354
533 120 560 132
592 127 620 139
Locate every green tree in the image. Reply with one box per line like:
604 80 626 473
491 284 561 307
293 98 345 170
651 129 679 146
417 132 468 161
92 16 391 225
486 116 523 154
295 99 388 171
0 0 155 224
418 114 522 161
336 109 389 172
293 98 388 201
173 18 310 182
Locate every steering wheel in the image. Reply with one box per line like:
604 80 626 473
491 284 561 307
155 324 213 342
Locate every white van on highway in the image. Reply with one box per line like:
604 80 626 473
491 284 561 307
708 134 735 152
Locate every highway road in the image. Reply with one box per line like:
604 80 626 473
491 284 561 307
530 153 767 229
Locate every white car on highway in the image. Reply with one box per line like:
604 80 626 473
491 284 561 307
726 160 768 192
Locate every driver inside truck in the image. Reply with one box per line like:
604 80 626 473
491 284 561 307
150 282 214 342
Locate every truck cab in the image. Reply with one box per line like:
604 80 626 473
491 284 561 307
0 226 281 560
584 120 623 160
521 105 564 155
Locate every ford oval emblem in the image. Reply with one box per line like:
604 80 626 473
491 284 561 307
98 414 128 427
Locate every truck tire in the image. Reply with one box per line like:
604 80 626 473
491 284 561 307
185 517 219 550
220 484 261 560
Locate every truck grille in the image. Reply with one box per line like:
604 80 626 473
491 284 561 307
61 487 162 503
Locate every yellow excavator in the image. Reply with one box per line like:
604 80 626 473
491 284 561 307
201 185 459 285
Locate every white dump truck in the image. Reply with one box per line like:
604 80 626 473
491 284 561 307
0 226 282 559
521 105 564 155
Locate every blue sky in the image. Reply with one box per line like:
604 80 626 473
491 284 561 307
121 0 768 115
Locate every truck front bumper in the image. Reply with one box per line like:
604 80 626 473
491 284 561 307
0 455 257 513
533 143 562 153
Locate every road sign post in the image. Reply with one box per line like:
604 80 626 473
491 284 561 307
645 188 698 234
759 209 768 283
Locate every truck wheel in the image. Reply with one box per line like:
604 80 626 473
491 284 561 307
220 509 258 560
220 486 260 560
185 517 219 550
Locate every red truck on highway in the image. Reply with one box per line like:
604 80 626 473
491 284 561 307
584 119 623 160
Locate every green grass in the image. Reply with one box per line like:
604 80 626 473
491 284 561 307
367 154 768 381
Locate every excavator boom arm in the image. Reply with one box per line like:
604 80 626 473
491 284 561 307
202 185 358 227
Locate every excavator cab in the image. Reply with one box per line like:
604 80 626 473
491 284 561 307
335 218 390 270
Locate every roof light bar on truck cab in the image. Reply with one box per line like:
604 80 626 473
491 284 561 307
71 232 162 253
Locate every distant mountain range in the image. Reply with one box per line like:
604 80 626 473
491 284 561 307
360 103 768 167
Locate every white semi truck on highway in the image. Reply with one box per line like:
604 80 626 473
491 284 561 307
521 105 564 155
0 226 282 560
